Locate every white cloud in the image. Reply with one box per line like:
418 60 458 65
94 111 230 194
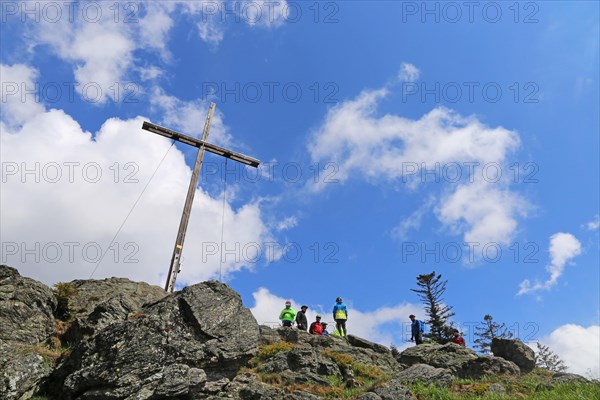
308 82 526 246
585 215 600 231
18 2 178 103
398 63 420 82
518 232 582 295
392 196 435 240
537 324 600 379
0 64 45 127
149 87 233 147
250 287 422 346
178 0 289 47
276 216 298 232
436 180 528 246
0 103 273 287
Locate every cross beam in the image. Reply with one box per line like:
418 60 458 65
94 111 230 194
142 103 260 292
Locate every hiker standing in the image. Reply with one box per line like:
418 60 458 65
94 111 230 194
409 314 424 345
309 314 324 335
450 329 466 346
333 297 348 337
279 301 296 327
296 305 308 331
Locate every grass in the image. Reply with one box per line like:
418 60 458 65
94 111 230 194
256 341 295 360
407 370 600 400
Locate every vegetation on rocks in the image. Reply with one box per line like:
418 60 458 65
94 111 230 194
1 265 598 400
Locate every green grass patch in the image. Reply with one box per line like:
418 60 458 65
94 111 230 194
256 341 295 360
407 374 600 400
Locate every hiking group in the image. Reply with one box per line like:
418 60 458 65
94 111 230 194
278 297 348 337
280 303 467 346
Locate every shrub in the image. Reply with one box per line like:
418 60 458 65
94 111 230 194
53 282 78 320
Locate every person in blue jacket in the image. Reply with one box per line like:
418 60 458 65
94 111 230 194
332 297 348 337
409 314 425 345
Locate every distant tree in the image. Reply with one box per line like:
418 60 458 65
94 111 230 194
535 342 568 372
473 314 513 354
410 272 455 344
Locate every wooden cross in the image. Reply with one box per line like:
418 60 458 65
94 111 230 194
142 103 260 292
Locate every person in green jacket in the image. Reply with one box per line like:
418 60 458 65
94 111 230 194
279 300 296 327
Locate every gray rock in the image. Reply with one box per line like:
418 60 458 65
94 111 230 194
356 393 383 400
0 342 53 400
397 343 478 374
47 280 259 399
0 265 56 344
396 363 453 387
491 338 536 374
284 390 323 399
551 372 590 384
63 277 166 343
259 325 282 346
460 356 520 379
347 335 390 354
0 266 56 400
487 383 506 394
373 378 414 400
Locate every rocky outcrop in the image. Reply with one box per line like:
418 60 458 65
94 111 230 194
2 266 596 400
395 343 478 374
491 337 536 373
0 265 56 344
459 356 520 379
61 277 167 344
395 363 453 387
47 280 259 399
0 265 57 400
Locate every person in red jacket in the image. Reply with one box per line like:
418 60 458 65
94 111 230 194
309 315 324 335
450 329 466 346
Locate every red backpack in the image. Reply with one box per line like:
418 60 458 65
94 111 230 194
309 321 323 335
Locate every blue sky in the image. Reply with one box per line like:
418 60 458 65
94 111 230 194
1 1 598 376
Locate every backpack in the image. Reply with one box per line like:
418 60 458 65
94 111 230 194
309 321 323 335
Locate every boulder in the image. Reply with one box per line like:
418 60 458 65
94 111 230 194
356 393 383 400
347 335 390 354
62 277 167 343
491 338 536 373
0 342 54 400
0 265 56 399
372 378 414 400
0 265 56 344
396 343 478 374
460 356 520 379
551 372 590 384
47 280 260 399
487 383 507 394
395 363 453 387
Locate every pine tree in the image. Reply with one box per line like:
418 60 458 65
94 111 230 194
410 272 455 343
473 314 513 354
535 342 568 372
